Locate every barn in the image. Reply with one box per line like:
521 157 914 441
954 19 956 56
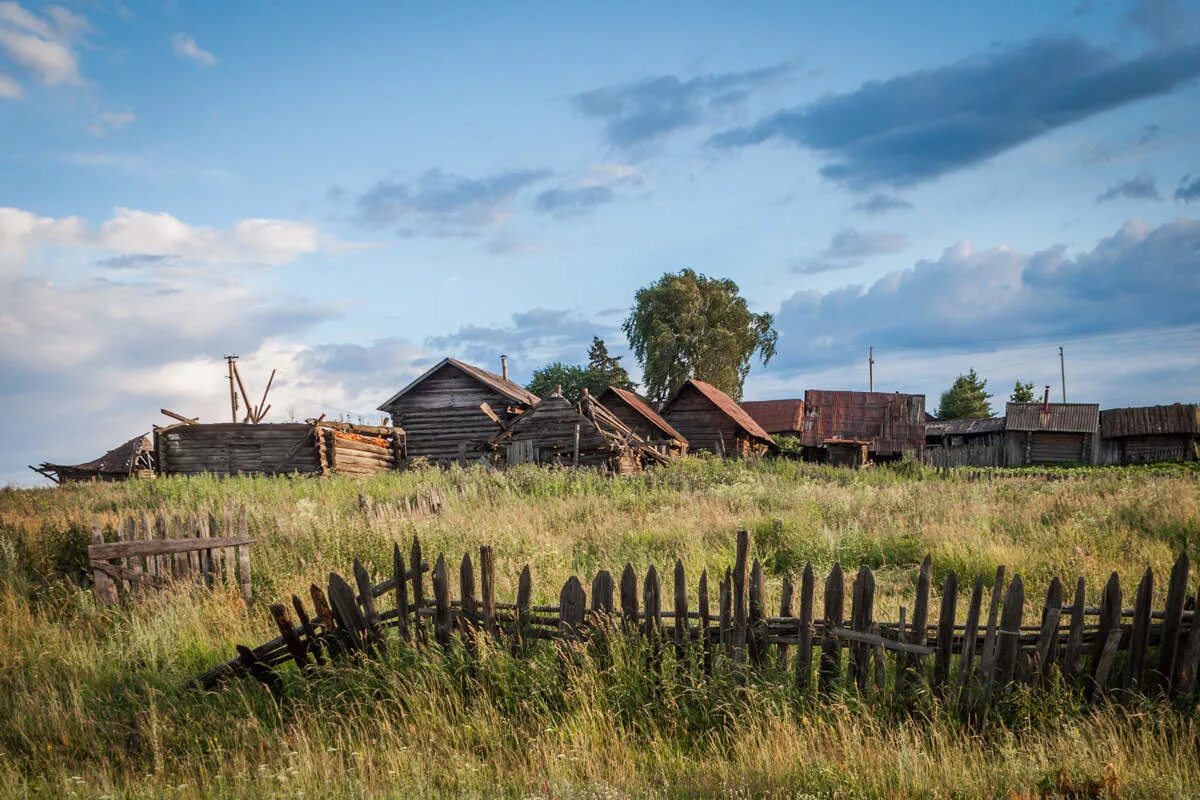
660 379 775 456
156 420 405 477
924 417 1007 468
598 385 688 456
491 388 668 473
740 399 805 437
377 357 539 466
1004 401 1100 466
798 390 926 462
32 433 155 484
1098 404 1199 464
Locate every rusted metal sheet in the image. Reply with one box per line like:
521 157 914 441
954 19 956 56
740 399 805 435
1006 403 1099 434
799 391 926 457
1100 404 1200 438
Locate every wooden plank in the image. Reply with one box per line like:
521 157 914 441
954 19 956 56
934 570 958 692
748 559 767 666
236 644 283 700
123 516 143 595
433 555 452 649
904 555 933 689
220 508 234 585
1089 573 1122 702
719 568 731 656
975 566 1007 702
850 566 875 693
777 574 794 672
394 544 410 643
1173 584 1200 701
732 530 749 658
827 627 934 655
956 577 985 717
1091 628 1124 702
819 564 845 695
673 560 688 663
796 563 815 693
698 569 712 675
353 559 385 653
512 565 532 653
1062 577 1087 682
480 546 497 640
236 508 252 604
1158 552 1189 694
328 572 367 652
460 554 477 650
292 594 325 665
559 576 586 638
995 575 1025 687
590 570 614 616
1123 567 1153 693
270 603 310 671
620 563 638 629
90 521 119 606
1033 578 1063 686
88 535 256 560
411 537 426 646
186 513 201 577
643 565 661 639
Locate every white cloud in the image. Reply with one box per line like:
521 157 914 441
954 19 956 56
87 110 136 137
0 2 84 86
0 69 21 98
170 33 217 67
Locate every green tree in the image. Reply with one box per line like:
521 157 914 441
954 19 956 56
586 337 634 393
622 268 777 403
1009 380 1036 403
936 369 994 419
526 362 591 404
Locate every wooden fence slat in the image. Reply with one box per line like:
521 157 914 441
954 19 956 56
748 559 767 666
698 569 712 674
903 555 932 690
559 576 586 639
1159 552 1189 693
292 594 325 665
220 508 234 585
591 570 614 616
236 644 283 700
1033 577 1063 685
851 566 875 693
719 568 732 655
777 574 794 672
620 563 638 629
1089 573 1122 702
460 553 477 649
432 555 452 649
819 564 845 695
1173 584 1200 701
236 509 252 604
186 513 201 577
513 565 531 653
796 563 814 693
732 530 749 659
934 571 958 692
995 575 1025 687
329 572 367 652
88 536 256 560
1062 577 1087 682
90 521 118 606
353 559 384 653
1124 567 1153 693
643 565 661 639
975 566 1007 704
394 544 410 643
481 546 498 640
270 603 310 671
123 516 142 594
411 537 426 646
956 576 984 716
673 560 688 664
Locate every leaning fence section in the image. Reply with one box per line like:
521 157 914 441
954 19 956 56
89 508 254 606
194 530 1200 717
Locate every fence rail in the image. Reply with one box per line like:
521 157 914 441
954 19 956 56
194 530 1200 717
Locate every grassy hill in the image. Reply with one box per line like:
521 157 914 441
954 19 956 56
1 458 1198 797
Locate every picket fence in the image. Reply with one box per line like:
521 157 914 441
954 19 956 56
194 530 1200 716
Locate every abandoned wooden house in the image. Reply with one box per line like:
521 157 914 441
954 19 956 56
798 390 926 462
377 356 538 466
924 417 1007 468
1004 397 1100 466
597 385 688 456
491 389 668 473
31 433 155 484
155 420 405 477
1098 403 1200 464
660 379 775 457
740 399 805 440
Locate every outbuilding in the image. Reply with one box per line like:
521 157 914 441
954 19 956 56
31 433 155 484
1004 399 1099 466
1099 403 1199 464
598 385 688 456
924 417 1007 468
798 390 926 462
660 379 775 457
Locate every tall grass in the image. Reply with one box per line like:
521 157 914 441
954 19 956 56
0 459 1198 797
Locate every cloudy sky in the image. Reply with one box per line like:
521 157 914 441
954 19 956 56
2 1 1199 484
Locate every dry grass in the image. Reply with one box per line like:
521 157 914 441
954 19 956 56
0 458 1198 798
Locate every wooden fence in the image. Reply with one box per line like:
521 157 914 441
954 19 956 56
194 530 1200 716
89 509 255 606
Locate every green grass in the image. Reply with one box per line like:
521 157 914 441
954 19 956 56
1 458 1198 798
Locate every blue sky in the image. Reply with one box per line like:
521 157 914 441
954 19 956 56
2 0 1199 484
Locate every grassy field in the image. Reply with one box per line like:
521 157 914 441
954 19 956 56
1 458 1199 798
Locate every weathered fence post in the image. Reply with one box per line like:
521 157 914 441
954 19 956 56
956 577 984 717
732 530 749 661
698 569 712 674
994 575 1025 688
90 521 118 606
292 593 325 665
901 555 932 693
1062 577 1086 682
559 576 586 641
460 553 477 651
1159 553 1189 693
644 565 662 671
328 572 367 653
1123 568 1153 693
933 571 958 692
353 559 385 654
748 559 767 667
271 603 311 672
394 544 410 643
432 555 452 650
480 546 498 641
411 537 427 647
719 568 732 656
819 564 845 695
849 566 875 694
796 563 815 693
1173 583 1200 702
777 574 794 672
673 560 688 667
1089 573 1122 702
513 565 532 654
1032 577 1063 686
620 563 638 631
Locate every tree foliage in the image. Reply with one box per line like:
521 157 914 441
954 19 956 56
526 338 635 404
622 269 777 403
1009 380 1036 403
936 369 994 419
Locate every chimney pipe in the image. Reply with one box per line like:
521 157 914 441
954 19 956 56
501 354 509 382
1042 385 1050 412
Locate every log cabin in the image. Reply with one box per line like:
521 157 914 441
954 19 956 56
597 385 688 456
1004 395 1099 466
660 379 775 457
377 356 539 466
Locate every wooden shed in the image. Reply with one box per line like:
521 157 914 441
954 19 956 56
597 385 688 456
491 389 668 473
155 421 405 477
1098 403 1199 464
924 417 1006 468
660 379 775 457
1004 401 1099 466
377 357 539 466
799 390 926 462
32 433 155 484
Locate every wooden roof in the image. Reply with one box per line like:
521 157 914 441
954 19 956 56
598 386 687 444
377 357 540 411
740 399 805 434
1005 402 1099 433
34 433 152 481
663 379 775 445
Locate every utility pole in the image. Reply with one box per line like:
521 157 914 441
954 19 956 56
225 354 239 423
1058 346 1067 403
868 346 875 392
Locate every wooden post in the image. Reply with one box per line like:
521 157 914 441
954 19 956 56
411 537 426 647
1062 577 1087 682
394 544 410 643
328 572 367 652
719 568 732 656
1158 552 1189 693
480 546 497 640
673 560 688 665
353 559 385 653
125 516 144 594
732 530 749 660
777 574 794 672
904 555 932 688
591 570 614 616
1088 572 1122 702
1123 568 1153 693
850 566 875 694
698 569 712 675
975 566 1007 701
292 594 325 666
644 565 662 672
819 564 845 695
1032 577 1063 686
90 521 118 607
956 577 984 716
995 575 1025 687
236 508 252 604
933 571 958 692
270 603 310 671
796 563 815 693
748 559 767 667
1173 584 1200 701
559 576 586 640
513 565 532 653
460 553 477 649
433 555 452 649
620 563 638 630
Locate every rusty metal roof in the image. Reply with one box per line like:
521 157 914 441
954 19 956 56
599 386 687 444
926 417 1006 437
799 390 926 455
740 399 805 434
664 379 775 445
1100 404 1200 438
378 356 540 410
1005 402 1099 433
